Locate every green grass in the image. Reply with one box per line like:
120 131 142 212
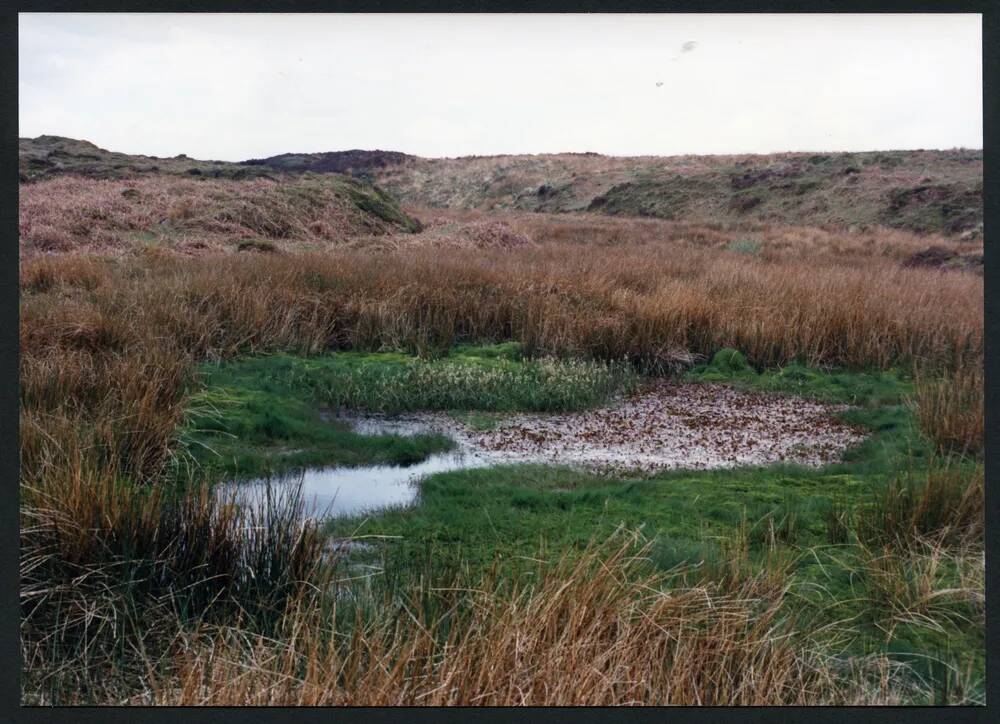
329 463 865 572
686 348 909 406
176 343 635 478
275 174 423 233
726 238 763 255
175 377 454 480
303 342 635 413
328 349 914 571
341 180 423 232
321 350 981 701
170 343 982 701
328 457 982 686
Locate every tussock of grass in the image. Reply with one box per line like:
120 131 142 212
911 365 983 456
856 464 984 550
21 472 330 704
137 534 927 706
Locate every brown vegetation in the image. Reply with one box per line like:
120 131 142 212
137 536 919 706
19 173 983 705
911 366 984 456
375 149 983 236
21 137 983 236
19 174 419 255
20 235 981 485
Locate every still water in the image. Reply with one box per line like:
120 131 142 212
221 448 491 520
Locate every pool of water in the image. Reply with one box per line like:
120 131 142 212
220 444 496 520
222 384 866 521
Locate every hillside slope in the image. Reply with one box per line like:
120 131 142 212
372 150 983 236
18 135 277 182
18 137 423 254
19 174 423 255
241 149 414 178
20 137 983 237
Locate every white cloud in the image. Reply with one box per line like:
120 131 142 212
18 12 983 159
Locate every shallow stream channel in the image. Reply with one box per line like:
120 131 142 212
218 381 866 521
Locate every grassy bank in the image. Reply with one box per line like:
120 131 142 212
18 173 422 256
177 343 635 477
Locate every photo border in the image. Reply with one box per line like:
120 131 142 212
3 2 995 721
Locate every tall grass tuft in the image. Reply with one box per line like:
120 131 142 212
138 534 913 706
20 471 329 704
856 463 983 550
911 365 983 456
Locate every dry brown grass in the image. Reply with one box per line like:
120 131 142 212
857 536 984 640
911 365 984 455
402 206 984 262
844 460 985 651
18 175 413 256
19 214 983 705
19 240 981 489
856 464 984 552
131 537 916 706
441 208 980 259
21 240 983 368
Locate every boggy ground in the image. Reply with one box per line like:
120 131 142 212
196 346 870 522
19 177 984 704
160 339 983 705
318 352 983 705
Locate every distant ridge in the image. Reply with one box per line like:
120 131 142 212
18 135 273 182
241 149 415 176
18 136 983 236
370 148 983 237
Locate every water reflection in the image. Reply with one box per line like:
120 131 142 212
220 447 491 520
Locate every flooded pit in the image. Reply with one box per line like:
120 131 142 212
223 381 867 520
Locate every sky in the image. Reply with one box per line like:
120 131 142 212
19 13 983 160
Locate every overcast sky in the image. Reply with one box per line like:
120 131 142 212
19 13 983 160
